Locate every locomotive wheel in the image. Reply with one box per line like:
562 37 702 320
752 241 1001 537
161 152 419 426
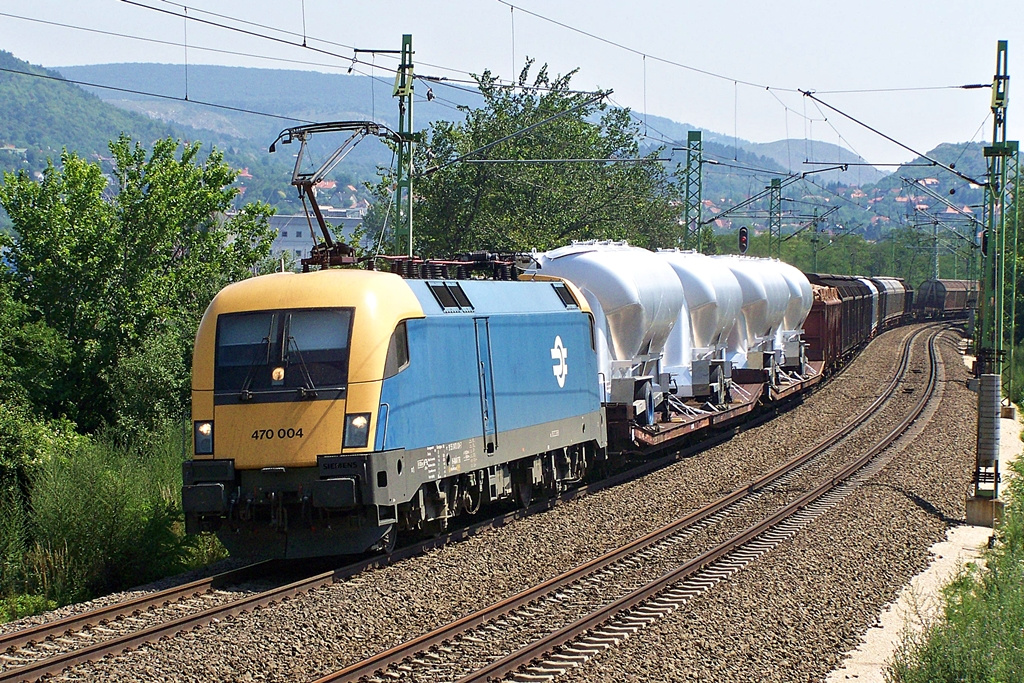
378 525 397 554
514 477 533 509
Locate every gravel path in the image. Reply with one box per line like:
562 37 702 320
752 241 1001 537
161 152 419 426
43 322 964 682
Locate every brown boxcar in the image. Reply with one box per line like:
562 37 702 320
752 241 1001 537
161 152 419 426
804 284 842 372
806 274 875 358
917 279 979 317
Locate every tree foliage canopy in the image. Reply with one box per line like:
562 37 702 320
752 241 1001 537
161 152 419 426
366 62 680 257
0 135 274 434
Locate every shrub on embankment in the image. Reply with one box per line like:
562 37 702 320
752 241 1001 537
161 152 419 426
0 423 227 621
887 457 1024 681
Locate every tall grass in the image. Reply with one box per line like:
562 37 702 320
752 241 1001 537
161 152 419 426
1 422 226 621
887 458 1024 681
1005 342 1024 409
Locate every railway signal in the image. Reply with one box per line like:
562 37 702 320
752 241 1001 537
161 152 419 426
738 226 749 254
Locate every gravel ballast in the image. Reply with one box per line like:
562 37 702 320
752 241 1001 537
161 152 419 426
42 323 973 682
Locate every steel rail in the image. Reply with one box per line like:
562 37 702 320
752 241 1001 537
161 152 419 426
0 560 275 654
462 326 942 683
312 324 938 683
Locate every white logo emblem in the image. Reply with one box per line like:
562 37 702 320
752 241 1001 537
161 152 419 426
551 336 568 388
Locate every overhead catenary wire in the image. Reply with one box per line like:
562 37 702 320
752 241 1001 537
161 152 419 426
462 157 668 164
0 10 356 72
800 90 987 186
10 3 997 190
0 64 317 124
129 0 597 98
495 0 796 92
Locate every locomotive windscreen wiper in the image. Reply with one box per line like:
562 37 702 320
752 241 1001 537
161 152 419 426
239 317 275 401
283 314 318 399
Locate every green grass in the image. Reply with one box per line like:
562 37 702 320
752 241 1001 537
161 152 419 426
0 422 227 623
887 458 1024 682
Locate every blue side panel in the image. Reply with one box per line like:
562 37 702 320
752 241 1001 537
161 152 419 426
377 316 482 451
376 282 601 453
486 313 598 431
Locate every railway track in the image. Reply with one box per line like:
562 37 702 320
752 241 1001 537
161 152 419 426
0 325 934 683
311 323 944 683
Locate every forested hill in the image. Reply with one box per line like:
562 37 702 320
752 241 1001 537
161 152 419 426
57 62 481 143
6 53 988 243
0 51 179 171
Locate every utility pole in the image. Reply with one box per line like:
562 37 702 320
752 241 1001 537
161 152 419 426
768 178 782 259
969 39 1011 527
392 34 415 257
1010 148 1022 403
811 208 820 271
683 131 703 251
933 220 940 279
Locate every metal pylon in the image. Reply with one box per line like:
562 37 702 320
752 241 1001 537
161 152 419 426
683 130 703 251
1005 143 1020 401
392 34 415 256
768 178 782 259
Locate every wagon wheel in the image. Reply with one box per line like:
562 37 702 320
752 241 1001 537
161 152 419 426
513 466 534 509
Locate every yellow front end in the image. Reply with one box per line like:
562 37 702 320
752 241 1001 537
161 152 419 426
190 268 424 468
212 380 382 469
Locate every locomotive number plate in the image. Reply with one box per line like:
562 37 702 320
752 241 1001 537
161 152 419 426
251 428 304 440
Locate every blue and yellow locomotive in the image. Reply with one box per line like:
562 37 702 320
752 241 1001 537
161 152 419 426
183 269 605 558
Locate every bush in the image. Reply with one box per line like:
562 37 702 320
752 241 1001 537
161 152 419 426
27 427 194 603
0 399 80 501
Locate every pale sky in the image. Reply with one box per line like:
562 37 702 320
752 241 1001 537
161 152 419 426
0 0 1019 165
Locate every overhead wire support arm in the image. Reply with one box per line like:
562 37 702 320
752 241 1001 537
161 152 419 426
698 165 847 227
902 176 984 227
782 206 839 242
461 157 669 164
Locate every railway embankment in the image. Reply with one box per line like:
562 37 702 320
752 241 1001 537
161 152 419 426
826 410 1021 682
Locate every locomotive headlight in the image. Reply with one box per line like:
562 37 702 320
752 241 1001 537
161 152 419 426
194 421 214 455
271 366 285 385
343 413 370 448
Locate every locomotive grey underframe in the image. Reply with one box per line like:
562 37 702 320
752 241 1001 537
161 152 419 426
183 409 605 555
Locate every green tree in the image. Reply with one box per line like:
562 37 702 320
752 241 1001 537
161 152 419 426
366 61 679 257
0 135 275 436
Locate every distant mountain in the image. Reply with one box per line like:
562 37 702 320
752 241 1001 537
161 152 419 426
7 55 983 243
635 113 888 186
0 51 180 172
57 63 482 173
60 63 889 186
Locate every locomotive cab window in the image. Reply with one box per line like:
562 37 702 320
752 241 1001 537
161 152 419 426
552 282 579 308
383 321 410 378
214 307 353 400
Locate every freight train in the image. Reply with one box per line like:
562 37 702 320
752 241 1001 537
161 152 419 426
182 242 970 559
